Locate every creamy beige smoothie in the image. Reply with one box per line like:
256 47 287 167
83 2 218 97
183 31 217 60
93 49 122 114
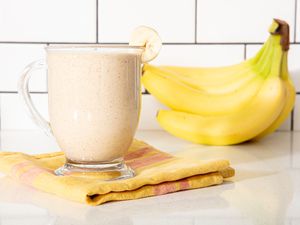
47 49 142 163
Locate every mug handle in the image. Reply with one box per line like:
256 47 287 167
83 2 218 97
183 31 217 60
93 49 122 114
18 59 52 136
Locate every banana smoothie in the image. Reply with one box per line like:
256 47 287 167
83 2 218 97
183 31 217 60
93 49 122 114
18 26 161 178
47 48 142 163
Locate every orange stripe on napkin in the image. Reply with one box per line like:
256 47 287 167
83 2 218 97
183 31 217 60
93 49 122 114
127 153 173 169
124 147 153 160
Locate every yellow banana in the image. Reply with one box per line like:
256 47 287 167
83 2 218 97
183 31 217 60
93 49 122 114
157 39 267 78
142 37 275 116
143 37 271 94
157 76 286 145
142 19 294 145
143 71 267 116
155 19 293 145
144 66 255 94
254 19 295 139
167 18 281 81
254 53 295 140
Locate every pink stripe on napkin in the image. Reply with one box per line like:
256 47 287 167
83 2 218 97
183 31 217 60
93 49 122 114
179 179 190 190
10 161 32 178
19 167 52 185
154 182 177 195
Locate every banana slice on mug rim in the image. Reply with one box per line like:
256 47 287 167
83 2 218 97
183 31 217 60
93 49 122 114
129 26 162 63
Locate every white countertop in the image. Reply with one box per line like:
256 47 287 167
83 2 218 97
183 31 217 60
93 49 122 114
0 130 299 225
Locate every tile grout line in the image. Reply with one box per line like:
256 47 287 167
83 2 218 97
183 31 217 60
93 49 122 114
96 0 99 43
0 91 154 95
1 41 300 45
194 0 197 43
0 91 48 94
0 42 99 44
294 0 298 42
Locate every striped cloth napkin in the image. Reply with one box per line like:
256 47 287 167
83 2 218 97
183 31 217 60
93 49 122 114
0 140 234 205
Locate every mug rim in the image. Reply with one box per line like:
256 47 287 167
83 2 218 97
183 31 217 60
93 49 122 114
45 44 145 51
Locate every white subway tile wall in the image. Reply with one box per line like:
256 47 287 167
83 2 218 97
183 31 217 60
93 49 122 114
139 95 168 130
0 44 47 92
297 0 300 42
0 94 49 130
0 0 96 42
152 45 244 66
197 0 295 43
289 45 300 93
0 0 299 131
98 0 195 43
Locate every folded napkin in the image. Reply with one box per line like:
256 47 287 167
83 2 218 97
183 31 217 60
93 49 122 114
0 140 234 205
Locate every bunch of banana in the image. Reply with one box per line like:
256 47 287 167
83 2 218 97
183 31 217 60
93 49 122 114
142 19 295 145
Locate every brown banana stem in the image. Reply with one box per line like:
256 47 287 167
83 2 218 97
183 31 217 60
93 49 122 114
271 18 290 51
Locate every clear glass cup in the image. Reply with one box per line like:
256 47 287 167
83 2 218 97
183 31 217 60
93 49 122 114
18 45 144 180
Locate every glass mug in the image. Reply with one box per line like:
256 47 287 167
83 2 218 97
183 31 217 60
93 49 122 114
18 45 143 180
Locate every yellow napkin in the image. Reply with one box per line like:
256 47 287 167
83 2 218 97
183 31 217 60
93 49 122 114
0 140 234 205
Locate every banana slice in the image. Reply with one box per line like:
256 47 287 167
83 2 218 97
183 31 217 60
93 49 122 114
129 26 162 63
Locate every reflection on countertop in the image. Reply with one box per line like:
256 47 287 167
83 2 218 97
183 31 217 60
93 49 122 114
0 130 299 225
